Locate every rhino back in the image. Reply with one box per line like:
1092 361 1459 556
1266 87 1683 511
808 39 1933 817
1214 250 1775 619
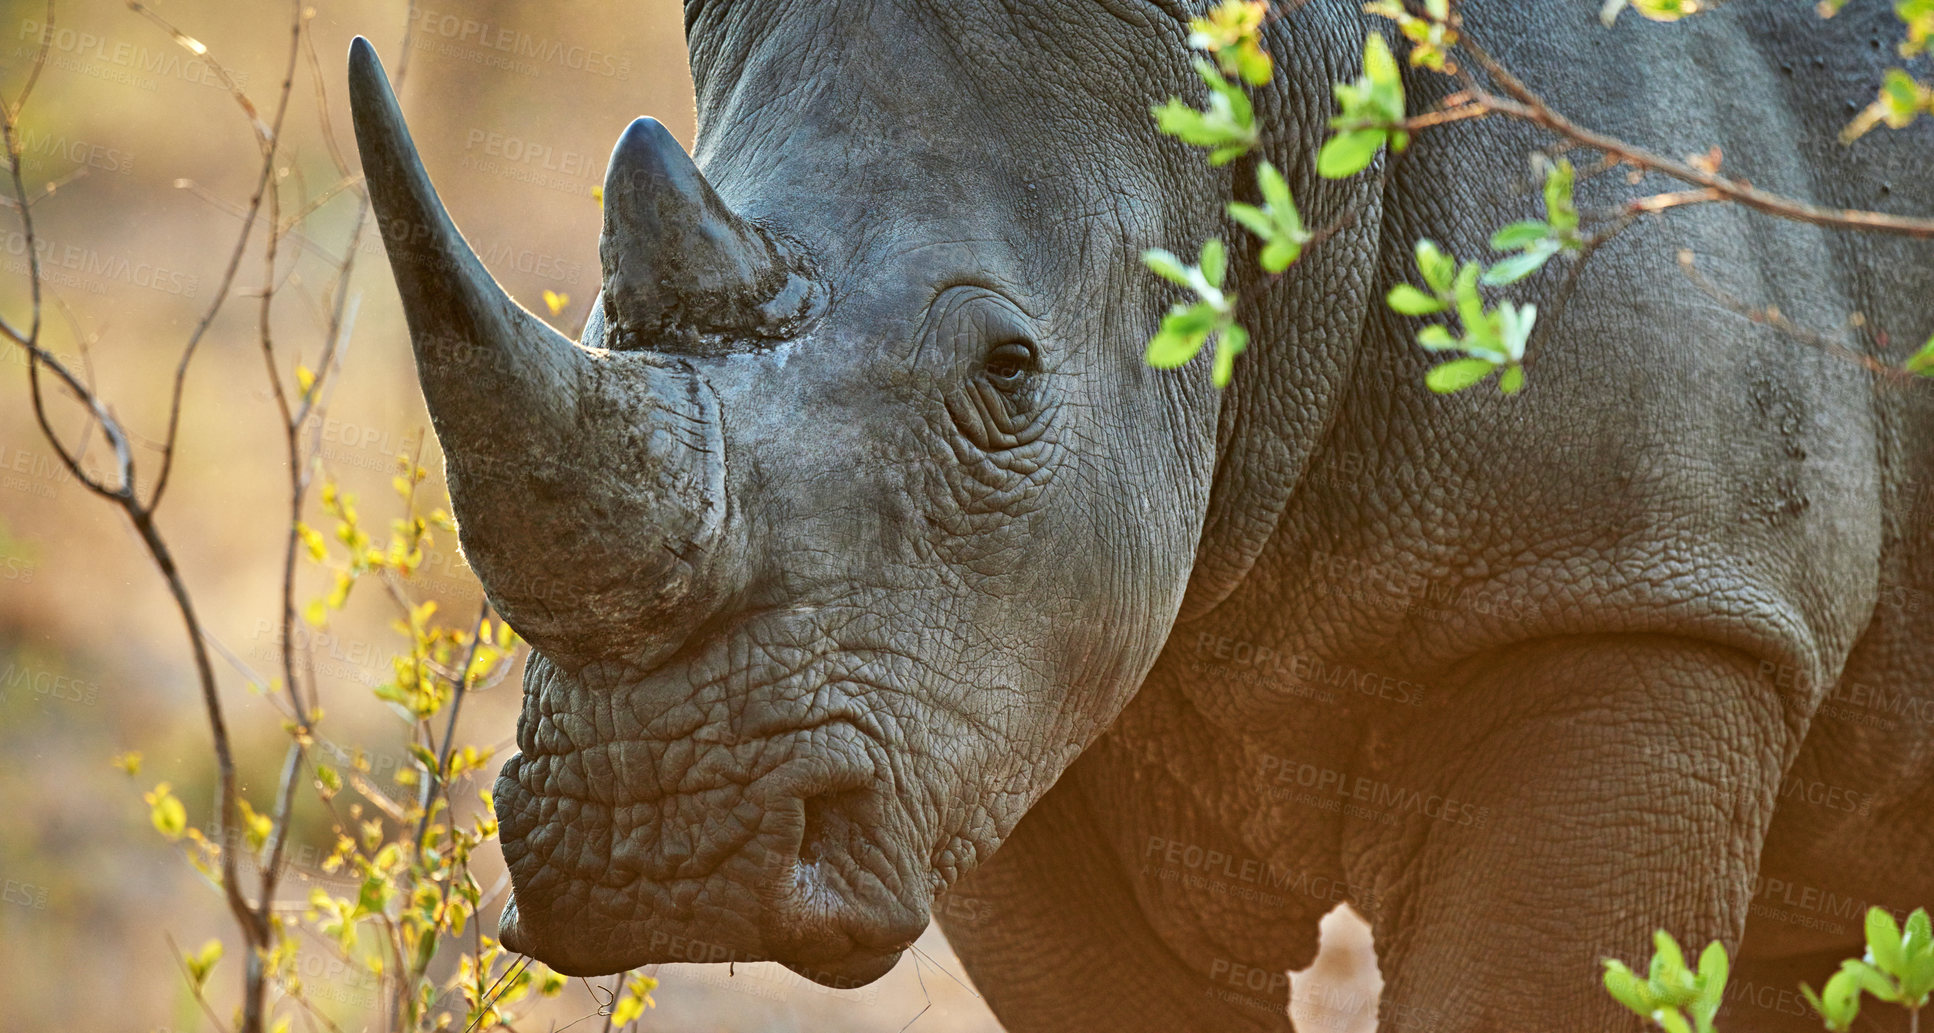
1233 0 1934 949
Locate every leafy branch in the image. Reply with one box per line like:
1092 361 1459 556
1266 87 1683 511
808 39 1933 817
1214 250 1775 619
1144 0 1934 393
1604 908 1934 1033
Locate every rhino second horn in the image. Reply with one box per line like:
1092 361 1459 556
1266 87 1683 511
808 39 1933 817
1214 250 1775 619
599 117 818 348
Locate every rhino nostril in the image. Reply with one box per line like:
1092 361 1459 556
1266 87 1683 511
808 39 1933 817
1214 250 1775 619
798 787 868 866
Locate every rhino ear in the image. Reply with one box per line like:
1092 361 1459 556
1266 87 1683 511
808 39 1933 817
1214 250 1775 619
599 117 818 347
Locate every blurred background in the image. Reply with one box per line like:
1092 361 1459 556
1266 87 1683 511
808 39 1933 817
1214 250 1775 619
0 0 1377 1029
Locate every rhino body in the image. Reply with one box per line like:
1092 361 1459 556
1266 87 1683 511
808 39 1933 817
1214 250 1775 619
348 1 1934 1029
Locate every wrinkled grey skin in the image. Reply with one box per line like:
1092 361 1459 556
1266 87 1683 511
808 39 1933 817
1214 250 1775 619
349 1 1934 1029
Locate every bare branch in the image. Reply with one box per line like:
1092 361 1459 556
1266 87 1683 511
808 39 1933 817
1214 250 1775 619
145 0 306 511
4 0 56 122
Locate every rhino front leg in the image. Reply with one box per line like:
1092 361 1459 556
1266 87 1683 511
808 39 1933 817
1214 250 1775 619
941 750 1305 1033
1352 636 1799 1033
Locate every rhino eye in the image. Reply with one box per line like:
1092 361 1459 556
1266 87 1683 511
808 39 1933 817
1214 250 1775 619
983 341 1036 390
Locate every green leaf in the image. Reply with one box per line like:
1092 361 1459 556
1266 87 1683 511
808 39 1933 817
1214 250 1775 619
1906 335 1934 376
1820 968 1866 1031
1257 161 1294 214
1233 40 1274 86
1842 958 1901 1002
1490 220 1552 251
1633 0 1701 22
1426 357 1497 393
1802 978 1848 1033
1480 242 1559 286
1656 1008 1692 1033
1317 129 1387 179
1900 909 1934 1002
1907 908 1933 950
1497 302 1538 362
1213 322 1249 388
186 938 224 989
1869 907 1906 976
1146 326 1208 369
1498 362 1525 395
1387 284 1448 315
1228 163 1309 272
1195 58 1255 126
1152 64 1260 163
1362 32 1400 92
1452 262 1485 338
1415 239 1455 294
1227 202 1275 239
1901 948 1934 1005
1416 324 1459 351
1652 930 1689 982
414 926 439 971
1208 143 1250 166
147 784 187 840
1260 237 1303 273
1142 248 1193 286
1603 961 1652 1015
1544 157 1580 235
1147 303 1218 367
1695 940 1729 1002
1200 238 1228 289
1151 99 1217 144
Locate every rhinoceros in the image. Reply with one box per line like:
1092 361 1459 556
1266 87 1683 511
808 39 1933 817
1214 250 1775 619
346 0 1934 1028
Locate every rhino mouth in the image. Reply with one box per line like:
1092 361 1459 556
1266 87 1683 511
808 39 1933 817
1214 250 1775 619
493 662 938 985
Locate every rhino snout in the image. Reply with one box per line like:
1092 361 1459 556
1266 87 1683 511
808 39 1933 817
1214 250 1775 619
492 716 930 984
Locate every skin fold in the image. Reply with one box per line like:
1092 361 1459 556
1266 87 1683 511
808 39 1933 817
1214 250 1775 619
350 1 1934 1030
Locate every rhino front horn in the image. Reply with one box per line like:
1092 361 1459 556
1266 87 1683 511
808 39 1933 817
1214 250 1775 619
347 37 584 413
347 38 744 666
599 117 818 349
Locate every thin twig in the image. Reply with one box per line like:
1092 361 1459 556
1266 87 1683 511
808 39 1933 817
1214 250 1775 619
1677 249 1915 384
416 598 495 852
143 0 304 511
163 931 237 1033
1454 28 1934 238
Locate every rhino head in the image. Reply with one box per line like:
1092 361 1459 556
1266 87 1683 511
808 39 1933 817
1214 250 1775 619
348 3 1230 986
